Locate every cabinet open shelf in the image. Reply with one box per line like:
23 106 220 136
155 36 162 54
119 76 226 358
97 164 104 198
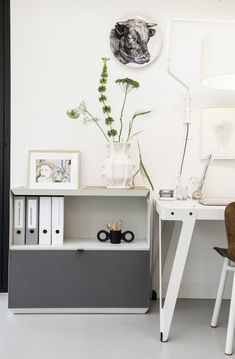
10 237 149 250
10 187 151 250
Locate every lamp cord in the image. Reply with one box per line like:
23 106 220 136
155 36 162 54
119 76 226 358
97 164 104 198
179 122 190 177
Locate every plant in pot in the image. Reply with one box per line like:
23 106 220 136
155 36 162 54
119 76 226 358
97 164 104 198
67 57 154 190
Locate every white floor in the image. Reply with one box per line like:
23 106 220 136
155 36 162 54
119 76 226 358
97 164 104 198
0 294 233 359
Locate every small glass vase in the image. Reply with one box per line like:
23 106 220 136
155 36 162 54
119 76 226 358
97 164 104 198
175 176 190 200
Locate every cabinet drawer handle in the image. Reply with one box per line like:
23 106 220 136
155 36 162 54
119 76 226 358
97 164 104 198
77 249 84 253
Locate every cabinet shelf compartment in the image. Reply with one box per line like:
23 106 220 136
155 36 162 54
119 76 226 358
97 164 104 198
10 189 150 250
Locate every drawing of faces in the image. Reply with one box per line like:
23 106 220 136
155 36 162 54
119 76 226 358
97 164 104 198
64 159 71 174
40 165 52 178
36 160 56 183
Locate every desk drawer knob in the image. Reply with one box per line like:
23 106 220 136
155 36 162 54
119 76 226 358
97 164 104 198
189 212 193 216
171 212 174 215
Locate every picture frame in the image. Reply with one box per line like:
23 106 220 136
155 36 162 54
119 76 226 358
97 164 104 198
28 150 80 189
201 108 235 159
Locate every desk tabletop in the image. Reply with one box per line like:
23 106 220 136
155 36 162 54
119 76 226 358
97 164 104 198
155 199 225 220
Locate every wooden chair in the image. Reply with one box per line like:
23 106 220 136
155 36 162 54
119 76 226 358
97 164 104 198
211 202 235 355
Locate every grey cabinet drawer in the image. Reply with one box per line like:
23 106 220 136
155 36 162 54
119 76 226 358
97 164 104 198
8 250 150 309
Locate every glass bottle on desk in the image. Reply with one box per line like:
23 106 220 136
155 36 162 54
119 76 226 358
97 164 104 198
175 176 190 200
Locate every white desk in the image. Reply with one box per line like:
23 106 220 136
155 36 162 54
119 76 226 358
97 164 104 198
156 199 225 342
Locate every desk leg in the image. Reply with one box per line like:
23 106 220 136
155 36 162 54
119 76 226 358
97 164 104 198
159 214 196 342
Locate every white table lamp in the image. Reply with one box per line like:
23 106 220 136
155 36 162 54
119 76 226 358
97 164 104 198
200 30 235 90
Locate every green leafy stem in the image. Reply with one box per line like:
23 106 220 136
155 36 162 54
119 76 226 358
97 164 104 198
115 78 139 142
98 57 117 141
67 102 109 142
132 141 154 191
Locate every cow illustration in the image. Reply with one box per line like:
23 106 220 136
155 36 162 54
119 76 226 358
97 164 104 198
110 18 158 65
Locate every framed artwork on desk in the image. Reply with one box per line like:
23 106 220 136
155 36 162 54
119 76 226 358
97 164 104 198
201 108 235 159
28 150 80 189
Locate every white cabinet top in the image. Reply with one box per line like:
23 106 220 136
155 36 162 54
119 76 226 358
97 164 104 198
11 187 150 197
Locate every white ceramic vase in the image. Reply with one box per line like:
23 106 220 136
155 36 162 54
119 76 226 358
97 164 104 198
102 142 135 189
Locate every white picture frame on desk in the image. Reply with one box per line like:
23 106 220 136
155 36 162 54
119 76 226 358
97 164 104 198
28 150 80 189
201 107 235 159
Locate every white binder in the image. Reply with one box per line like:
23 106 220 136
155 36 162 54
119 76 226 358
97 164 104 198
51 197 64 246
39 197 52 245
13 197 25 245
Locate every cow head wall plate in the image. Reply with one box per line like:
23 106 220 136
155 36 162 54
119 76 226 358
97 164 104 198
110 14 162 67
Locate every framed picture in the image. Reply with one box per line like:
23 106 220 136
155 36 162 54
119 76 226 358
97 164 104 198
28 150 80 189
110 14 162 68
201 108 235 159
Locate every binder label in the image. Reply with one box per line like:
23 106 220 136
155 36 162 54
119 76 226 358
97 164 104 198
14 199 24 228
56 200 62 226
27 199 37 228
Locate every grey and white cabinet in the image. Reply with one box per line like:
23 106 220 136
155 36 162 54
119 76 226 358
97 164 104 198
9 188 151 313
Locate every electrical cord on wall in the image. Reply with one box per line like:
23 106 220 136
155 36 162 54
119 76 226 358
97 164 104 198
179 122 190 177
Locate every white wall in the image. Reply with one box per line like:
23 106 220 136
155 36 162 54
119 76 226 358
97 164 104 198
11 0 235 298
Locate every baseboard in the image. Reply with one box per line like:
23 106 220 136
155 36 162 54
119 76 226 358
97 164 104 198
162 281 233 299
10 307 149 314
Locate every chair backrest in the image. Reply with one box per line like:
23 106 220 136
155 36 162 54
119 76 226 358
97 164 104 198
225 202 235 262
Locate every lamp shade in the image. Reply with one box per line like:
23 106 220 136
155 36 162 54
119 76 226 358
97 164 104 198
200 31 235 90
